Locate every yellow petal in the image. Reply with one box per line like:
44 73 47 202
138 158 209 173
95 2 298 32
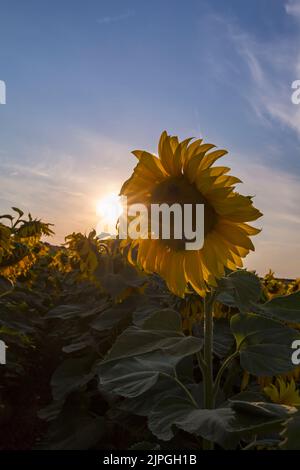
158 131 174 175
184 251 206 296
217 221 255 251
199 149 228 170
237 223 261 236
183 139 203 169
139 152 168 178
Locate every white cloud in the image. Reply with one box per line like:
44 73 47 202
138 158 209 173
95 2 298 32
285 0 300 18
97 11 135 25
230 29 300 137
0 132 134 243
203 10 300 138
228 153 300 278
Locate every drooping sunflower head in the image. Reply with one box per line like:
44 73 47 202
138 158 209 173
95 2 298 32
264 378 300 406
120 131 262 297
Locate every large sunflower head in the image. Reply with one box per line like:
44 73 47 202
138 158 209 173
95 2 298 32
119 131 262 297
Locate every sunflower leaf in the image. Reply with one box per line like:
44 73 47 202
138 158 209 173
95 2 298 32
254 291 300 324
103 309 203 362
217 270 262 312
148 396 293 448
98 352 180 398
11 207 24 217
281 410 300 449
148 396 235 445
193 318 235 358
36 407 105 450
231 313 300 376
50 355 96 401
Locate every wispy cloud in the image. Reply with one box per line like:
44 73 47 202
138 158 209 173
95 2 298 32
228 153 300 278
235 37 300 136
199 9 300 276
285 0 300 18
0 131 133 242
205 8 300 138
97 10 135 25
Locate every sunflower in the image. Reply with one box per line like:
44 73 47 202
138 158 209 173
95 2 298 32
120 131 262 297
180 296 203 333
262 270 288 299
264 378 300 406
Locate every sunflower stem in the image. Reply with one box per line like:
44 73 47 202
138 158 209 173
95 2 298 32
196 351 206 378
202 290 216 450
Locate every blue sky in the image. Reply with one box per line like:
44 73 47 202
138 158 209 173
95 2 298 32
0 0 300 277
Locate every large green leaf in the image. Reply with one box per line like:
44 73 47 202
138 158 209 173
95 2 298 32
231 313 300 376
98 351 179 398
217 270 262 312
62 335 94 353
46 299 110 320
254 291 300 324
219 273 300 324
90 302 132 332
98 309 201 399
90 295 166 332
104 310 202 362
227 400 295 449
0 304 35 334
37 407 105 450
38 399 66 422
281 411 300 450
119 375 201 417
51 356 96 401
138 308 182 331
194 318 234 358
230 400 296 429
148 396 295 449
98 264 146 299
148 397 235 446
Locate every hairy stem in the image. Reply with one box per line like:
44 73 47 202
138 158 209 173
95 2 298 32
202 291 216 450
196 351 207 378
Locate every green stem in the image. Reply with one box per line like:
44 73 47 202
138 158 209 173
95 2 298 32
196 351 207 378
202 291 216 450
212 351 239 400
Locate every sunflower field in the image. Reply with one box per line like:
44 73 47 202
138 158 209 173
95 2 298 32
1 133 300 451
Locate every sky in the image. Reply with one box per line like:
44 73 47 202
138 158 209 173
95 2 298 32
0 0 300 277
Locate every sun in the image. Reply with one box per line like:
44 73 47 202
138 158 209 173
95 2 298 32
96 192 123 236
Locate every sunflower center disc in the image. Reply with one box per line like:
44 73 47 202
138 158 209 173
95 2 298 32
150 176 217 250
